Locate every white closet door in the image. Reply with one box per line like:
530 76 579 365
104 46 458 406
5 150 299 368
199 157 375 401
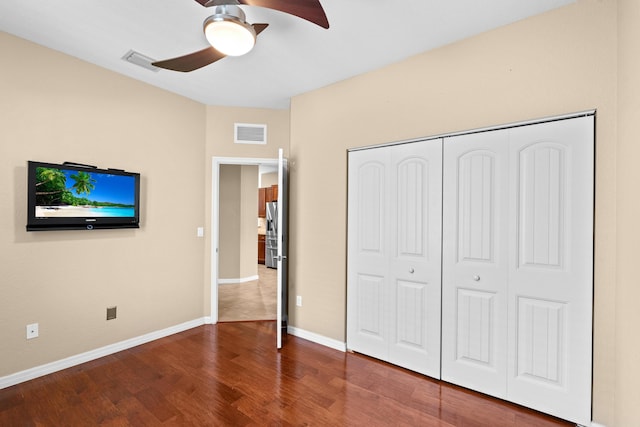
507 116 593 426
441 130 510 398
347 146 392 362
388 140 442 378
347 139 442 378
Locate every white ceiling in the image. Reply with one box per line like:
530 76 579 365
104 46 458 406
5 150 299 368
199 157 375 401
0 0 574 109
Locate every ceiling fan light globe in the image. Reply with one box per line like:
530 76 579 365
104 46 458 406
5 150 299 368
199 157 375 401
205 19 256 57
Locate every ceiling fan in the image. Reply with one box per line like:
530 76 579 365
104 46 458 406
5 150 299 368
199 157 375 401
152 0 329 72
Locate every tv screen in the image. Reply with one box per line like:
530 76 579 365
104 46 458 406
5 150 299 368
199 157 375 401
26 161 140 231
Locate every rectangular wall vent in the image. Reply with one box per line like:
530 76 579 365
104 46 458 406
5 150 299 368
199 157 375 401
122 49 159 73
235 123 267 145
106 306 117 320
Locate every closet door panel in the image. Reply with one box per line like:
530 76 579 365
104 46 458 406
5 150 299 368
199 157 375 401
507 116 593 426
388 140 442 378
455 288 496 365
347 147 391 360
517 143 565 268
442 132 509 398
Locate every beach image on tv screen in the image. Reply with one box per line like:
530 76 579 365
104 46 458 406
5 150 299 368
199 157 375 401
34 167 135 218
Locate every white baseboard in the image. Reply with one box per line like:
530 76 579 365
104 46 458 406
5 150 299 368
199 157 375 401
287 325 346 352
218 275 259 285
0 317 206 390
590 422 606 427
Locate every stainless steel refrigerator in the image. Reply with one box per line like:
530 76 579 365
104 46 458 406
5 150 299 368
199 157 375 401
265 202 278 269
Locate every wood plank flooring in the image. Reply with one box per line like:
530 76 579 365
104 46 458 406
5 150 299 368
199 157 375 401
0 322 573 426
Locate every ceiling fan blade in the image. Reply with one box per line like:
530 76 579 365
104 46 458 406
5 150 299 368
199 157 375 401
152 46 226 72
253 23 269 35
239 0 329 28
194 0 329 29
153 21 268 72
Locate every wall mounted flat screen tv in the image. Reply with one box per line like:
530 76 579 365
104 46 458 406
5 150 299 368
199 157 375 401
26 161 140 231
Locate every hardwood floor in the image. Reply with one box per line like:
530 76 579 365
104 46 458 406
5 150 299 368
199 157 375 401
218 265 277 322
0 322 573 426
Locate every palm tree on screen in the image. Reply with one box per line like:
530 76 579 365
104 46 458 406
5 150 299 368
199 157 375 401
36 168 65 189
35 167 67 204
69 171 96 196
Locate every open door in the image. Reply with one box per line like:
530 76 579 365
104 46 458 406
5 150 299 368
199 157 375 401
276 148 289 349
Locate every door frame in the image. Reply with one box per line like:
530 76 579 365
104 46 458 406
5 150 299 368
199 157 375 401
210 156 279 323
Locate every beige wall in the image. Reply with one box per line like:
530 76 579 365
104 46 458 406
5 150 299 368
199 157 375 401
203 106 290 314
616 0 640 425
218 165 259 280
260 172 278 188
218 165 242 278
239 166 259 278
289 1 618 424
0 33 206 375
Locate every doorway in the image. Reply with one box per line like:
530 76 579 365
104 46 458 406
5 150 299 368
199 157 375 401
210 157 279 324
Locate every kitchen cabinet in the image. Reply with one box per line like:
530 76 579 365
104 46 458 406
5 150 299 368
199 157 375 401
259 185 278 218
258 234 265 264
265 184 278 203
258 188 266 218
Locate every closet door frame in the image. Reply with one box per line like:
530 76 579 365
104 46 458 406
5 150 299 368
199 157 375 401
346 110 595 426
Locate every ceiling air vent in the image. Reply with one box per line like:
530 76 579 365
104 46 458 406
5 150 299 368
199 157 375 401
235 123 267 145
122 50 159 73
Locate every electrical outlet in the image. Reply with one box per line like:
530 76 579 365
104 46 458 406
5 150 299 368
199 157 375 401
296 296 302 307
26 323 39 339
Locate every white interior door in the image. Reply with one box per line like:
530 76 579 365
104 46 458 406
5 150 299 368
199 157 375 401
442 132 508 398
506 116 593 425
347 139 442 378
347 115 593 424
276 148 288 349
347 145 391 361
441 130 510 398
387 140 442 378
442 115 593 425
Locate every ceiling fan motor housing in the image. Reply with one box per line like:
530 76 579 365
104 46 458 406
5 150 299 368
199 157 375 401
203 5 257 56
205 4 248 25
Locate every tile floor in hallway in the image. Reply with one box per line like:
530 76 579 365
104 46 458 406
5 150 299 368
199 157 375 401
218 264 277 322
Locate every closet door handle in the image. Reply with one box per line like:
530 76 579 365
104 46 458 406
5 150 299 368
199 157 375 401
409 267 415 274
473 275 481 281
